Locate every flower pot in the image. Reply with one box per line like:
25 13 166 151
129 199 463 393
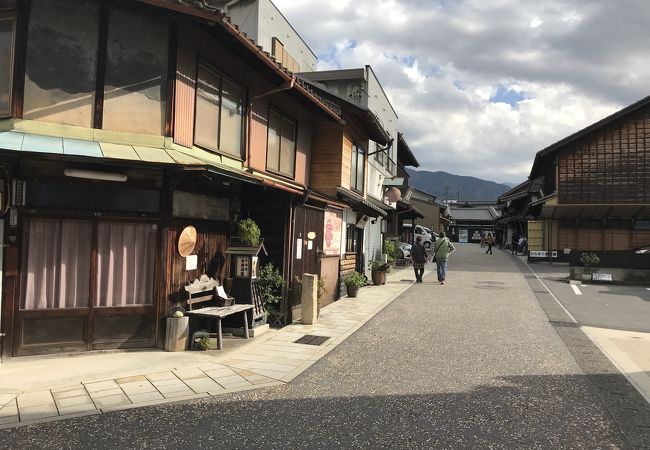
371 270 387 286
346 283 359 298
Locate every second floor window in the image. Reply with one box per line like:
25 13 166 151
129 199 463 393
0 13 14 117
194 64 245 158
350 144 365 193
267 108 296 177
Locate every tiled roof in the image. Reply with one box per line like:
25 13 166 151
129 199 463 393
449 207 498 222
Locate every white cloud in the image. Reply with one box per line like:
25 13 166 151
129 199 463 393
273 0 650 183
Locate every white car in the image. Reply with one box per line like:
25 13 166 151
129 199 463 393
415 225 436 249
398 242 412 259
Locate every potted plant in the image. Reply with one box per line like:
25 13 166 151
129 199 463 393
369 260 391 285
384 239 397 266
238 218 261 247
258 262 284 327
344 271 365 297
579 252 600 281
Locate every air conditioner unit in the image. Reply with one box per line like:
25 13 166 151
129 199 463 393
355 215 369 229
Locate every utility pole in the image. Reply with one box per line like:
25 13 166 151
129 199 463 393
457 189 461 202
444 184 449 204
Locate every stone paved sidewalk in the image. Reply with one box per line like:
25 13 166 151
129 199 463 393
0 264 430 428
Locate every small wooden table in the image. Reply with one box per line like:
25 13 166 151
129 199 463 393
185 304 254 350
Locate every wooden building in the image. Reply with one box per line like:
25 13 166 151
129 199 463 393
0 0 343 359
527 96 650 253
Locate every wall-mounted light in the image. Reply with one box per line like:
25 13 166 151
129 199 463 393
64 169 128 182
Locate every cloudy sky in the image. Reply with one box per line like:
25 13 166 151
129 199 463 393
273 0 650 184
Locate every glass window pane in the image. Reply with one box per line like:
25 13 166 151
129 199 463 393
102 4 168 135
194 66 221 151
267 110 281 172
96 222 157 307
219 78 244 157
280 116 295 176
21 219 92 310
0 16 13 116
23 0 99 127
350 145 358 189
356 149 364 192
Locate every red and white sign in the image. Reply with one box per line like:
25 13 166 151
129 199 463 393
323 209 342 256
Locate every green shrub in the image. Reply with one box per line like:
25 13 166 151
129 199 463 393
369 259 391 272
258 263 284 313
579 252 600 267
344 271 366 288
238 218 261 246
384 239 397 258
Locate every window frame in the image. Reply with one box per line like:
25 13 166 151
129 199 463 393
0 11 15 118
265 106 297 179
345 223 357 253
193 61 247 160
350 143 365 194
19 215 159 311
19 0 174 135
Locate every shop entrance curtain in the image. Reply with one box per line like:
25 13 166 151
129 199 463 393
96 222 156 307
21 219 92 309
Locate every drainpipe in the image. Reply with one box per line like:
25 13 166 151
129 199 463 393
246 77 296 171
224 0 242 14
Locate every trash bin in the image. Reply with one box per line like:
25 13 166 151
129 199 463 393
165 316 189 352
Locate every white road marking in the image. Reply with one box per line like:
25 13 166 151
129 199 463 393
524 261 578 323
570 284 583 296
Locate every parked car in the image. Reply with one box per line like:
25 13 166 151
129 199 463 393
415 225 436 249
397 242 412 259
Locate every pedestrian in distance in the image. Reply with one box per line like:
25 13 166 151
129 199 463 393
480 229 486 248
485 232 495 255
432 231 455 285
511 232 519 255
410 235 427 283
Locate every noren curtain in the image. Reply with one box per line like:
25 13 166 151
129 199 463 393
96 222 156 307
21 219 92 309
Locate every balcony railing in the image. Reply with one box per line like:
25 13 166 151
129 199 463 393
374 150 396 175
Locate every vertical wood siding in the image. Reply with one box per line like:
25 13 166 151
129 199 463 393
558 107 650 204
173 22 197 148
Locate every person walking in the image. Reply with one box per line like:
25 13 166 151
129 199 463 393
511 231 519 255
410 236 427 283
485 232 495 255
432 231 455 285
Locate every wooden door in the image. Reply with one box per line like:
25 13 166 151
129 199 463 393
291 206 324 321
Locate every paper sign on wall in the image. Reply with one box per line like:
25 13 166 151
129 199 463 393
185 254 198 271
296 239 303 260
307 240 313 250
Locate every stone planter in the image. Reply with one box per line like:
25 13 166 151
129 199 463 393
371 270 387 285
165 316 189 352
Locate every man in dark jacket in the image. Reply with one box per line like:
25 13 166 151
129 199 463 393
411 236 427 283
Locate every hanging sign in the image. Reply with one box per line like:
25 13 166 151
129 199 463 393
323 209 342 256
296 239 303 260
178 226 197 257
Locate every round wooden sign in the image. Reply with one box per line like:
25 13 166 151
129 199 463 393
178 226 197 257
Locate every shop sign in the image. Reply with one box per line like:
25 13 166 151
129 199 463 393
529 251 548 258
323 209 342 256
459 229 468 243
185 254 198 271
592 273 612 282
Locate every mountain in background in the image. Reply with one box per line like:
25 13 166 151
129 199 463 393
406 169 512 202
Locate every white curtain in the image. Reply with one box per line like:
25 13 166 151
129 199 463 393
21 219 92 310
96 222 156 307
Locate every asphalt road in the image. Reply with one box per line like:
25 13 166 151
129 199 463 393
527 262 650 332
0 246 632 449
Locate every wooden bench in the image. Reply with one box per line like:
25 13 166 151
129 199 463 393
185 304 254 350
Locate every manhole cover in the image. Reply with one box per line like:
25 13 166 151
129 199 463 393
294 335 330 346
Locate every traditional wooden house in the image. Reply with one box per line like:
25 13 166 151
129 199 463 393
448 202 500 243
527 95 650 253
0 0 342 359
298 77 392 299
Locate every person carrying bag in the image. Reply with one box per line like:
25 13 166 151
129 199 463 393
432 232 455 285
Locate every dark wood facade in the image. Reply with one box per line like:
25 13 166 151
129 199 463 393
528 97 650 253
0 0 344 358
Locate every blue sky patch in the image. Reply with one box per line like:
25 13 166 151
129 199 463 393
489 85 526 108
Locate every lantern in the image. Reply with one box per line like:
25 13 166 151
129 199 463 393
385 187 402 203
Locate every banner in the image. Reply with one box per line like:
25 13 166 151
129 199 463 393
323 209 342 256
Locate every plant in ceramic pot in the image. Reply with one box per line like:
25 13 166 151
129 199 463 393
344 271 365 298
579 252 600 280
369 260 391 285
238 218 261 247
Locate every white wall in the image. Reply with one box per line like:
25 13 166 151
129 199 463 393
257 0 317 72
223 0 260 42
